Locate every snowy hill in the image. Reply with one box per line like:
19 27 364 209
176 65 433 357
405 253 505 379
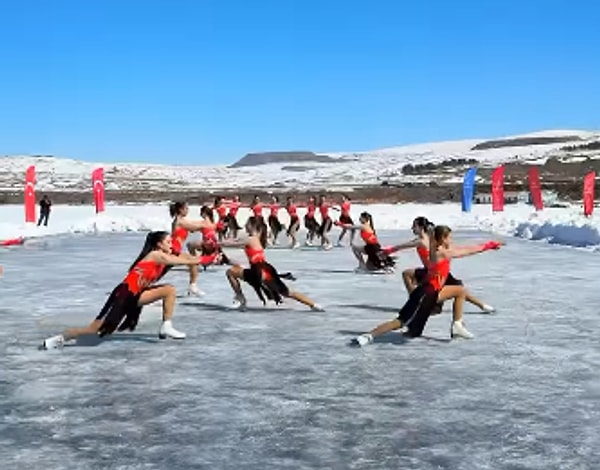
0 129 598 192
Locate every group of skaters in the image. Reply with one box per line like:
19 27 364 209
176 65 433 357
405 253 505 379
184 193 356 251
40 195 503 350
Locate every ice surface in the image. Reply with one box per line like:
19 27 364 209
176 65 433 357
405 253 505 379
1 231 600 469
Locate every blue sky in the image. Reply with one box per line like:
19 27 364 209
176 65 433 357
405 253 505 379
0 0 598 164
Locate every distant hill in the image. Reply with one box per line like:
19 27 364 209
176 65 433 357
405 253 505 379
230 151 335 168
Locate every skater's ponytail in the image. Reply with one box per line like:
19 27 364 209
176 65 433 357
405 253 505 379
169 201 186 218
246 216 268 248
200 205 214 223
360 211 375 234
129 231 170 271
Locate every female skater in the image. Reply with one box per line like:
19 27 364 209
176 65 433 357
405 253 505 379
317 194 333 250
225 195 242 239
195 206 230 268
41 231 205 350
250 195 264 222
304 196 320 246
267 195 284 245
170 201 209 295
225 217 324 311
213 196 229 241
334 194 355 246
399 217 495 316
336 211 396 272
285 196 301 248
352 225 502 346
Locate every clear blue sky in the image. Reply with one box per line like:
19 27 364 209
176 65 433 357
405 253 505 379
1 0 598 164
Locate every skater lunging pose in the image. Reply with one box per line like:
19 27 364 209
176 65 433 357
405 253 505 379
41 231 207 350
401 217 495 321
226 217 324 311
337 211 396 272
352 225 502 346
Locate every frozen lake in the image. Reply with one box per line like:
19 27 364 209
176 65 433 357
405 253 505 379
1 230 600 469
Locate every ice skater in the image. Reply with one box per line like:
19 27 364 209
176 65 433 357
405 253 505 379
317 194 333 250
267 195 284 245
398 217 496 323
225 195 243 240
353 225 502 346
40 231 207 350
333 194 355 246
285 196 301 248
226 217 324 311
170 201 214 296
336 211 396 272
303 196 320 246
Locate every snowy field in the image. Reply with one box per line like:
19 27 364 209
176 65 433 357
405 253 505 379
1 201 600 250
1 229 600 469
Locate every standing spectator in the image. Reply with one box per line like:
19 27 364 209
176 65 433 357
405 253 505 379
38 195 51 226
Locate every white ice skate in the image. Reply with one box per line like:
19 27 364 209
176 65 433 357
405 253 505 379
40 334 65 350
352 333 373 347
451 320 474 339
158 321 186 340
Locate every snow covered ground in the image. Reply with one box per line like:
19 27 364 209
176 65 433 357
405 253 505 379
1 129 598 191
1 201 600 250
1 230 599 469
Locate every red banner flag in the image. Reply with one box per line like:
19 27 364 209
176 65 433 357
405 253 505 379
583 171 595 217
491 165 504 212
528 167 543 211
25 165 36 223
92 168 105 213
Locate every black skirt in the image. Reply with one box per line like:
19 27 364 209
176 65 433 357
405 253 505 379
96 283 142 337
268 215 283 233
397 283 439 337
318 216 333 235
415 268 462 286
225 214 241 231
304 215 320 233
242 262 291 305
339 214 353 225
364 243 395 270
287 215 300 235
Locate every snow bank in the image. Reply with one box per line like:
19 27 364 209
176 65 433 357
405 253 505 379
0 202 598 250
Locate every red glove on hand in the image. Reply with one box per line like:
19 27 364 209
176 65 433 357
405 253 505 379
482 241 501 251
382 246 395 255
334 220 343 226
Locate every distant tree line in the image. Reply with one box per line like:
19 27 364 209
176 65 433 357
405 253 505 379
401 158 478 175
471 136 581 151
560 141 600 152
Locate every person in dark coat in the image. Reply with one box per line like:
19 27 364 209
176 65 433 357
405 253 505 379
38 195 51 226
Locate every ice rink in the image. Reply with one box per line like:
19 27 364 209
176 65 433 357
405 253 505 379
1 230 599 469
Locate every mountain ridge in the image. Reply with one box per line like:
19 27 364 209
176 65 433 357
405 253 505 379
1 129 598 196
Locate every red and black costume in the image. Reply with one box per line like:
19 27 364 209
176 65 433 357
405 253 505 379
97 259 167 336
241 245 295 305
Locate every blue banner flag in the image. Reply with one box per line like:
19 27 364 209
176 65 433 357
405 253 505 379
461 167 477 212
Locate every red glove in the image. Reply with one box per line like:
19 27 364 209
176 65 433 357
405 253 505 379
199 254 217 265
334 220 343 226
482 241 501 251
382 246 395 255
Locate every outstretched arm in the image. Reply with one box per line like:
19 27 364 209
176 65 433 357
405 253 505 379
178 218 207 232
220 238 247 248
152 252 204 266
441 241 503 259
334 221 362 230
384 238 421 254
